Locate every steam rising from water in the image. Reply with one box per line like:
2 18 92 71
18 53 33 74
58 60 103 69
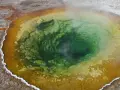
1 0 120 90
62 0 120 89
63 0 120 15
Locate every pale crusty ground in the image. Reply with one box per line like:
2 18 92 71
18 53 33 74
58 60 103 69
0 0 120 90
0 30 35 90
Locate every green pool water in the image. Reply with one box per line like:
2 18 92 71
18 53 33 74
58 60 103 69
15 15 110 76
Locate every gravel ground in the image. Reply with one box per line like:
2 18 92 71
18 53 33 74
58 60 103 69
0 0 120 90
0 30 35 90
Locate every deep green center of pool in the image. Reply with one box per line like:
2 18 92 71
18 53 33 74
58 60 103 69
16 18 109 75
